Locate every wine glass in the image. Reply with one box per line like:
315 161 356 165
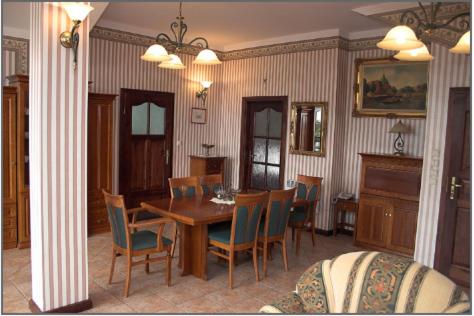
286 179 296 189
215 184 225 199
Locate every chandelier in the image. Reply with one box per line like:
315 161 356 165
141 2 222 69
377 2 470 61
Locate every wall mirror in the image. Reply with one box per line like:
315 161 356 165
289 102 328 156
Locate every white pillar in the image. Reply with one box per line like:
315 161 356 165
29 3 90 312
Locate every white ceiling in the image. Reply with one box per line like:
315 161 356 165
97 2 399 51
3 2 421 51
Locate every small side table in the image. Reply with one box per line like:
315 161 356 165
333 198 359 237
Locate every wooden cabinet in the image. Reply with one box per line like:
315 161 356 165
190 156 226 177
2 87 18 249
355 153 423 256
87 93 116 235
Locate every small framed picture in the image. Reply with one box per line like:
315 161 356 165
191 107 207 124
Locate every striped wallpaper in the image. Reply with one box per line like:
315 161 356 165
29 3 90 311
415 43 470 266
88 36 223 193
2 50 16 84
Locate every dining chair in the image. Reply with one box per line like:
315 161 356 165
288 175 322 255
168 176 203 198
200 173 223 196
257 187 296 277
102 190 176 297
207 191 268 289
168 176 203 258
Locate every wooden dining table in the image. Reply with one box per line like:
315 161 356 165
141 195 309 281
141 196 235 280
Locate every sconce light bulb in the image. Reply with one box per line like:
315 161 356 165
201 81 213 89
63 3 94 22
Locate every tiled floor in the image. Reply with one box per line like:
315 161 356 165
3 232 362 313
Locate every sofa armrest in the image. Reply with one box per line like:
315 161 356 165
259 292 305 314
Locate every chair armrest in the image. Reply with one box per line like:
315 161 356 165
127 207 145 214
259 292 305 313
292 199 309 207
128 217 174 229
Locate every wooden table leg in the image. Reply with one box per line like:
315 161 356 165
333 206 339 236
180 224 208 280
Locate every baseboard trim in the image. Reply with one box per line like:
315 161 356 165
29 298 92 313
314 228 354 236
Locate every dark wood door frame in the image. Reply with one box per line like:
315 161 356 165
434 87 470 286
239 96 288 190
119 88 174 204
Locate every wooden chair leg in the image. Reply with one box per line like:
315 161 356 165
124 255 132 297
296 229 301 255
311 219 316 247
228 251 234 289
145 254 150 274
291 227 295 242
253 246 260 282
281 238 289 272
108 248 116 284
269 243 273 261
166 251 172 287
263 241 268 278
171 226 178 259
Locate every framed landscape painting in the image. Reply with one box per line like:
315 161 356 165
353 57 429 118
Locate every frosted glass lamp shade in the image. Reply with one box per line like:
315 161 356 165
141 44 171 62
63 3 94 22
377 25 423 51
158 54 186 69
450 31 470 54
394 44 433 61
200 81 212 89
193 49 222 65
389 120 410 134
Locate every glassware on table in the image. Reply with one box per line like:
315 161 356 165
286 179 296 189
215 184 225 199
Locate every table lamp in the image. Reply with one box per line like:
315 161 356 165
389 120 410 155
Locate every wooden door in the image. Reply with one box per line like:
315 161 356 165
119 89 174 207
2 87 18 249
240 97 287 191
435 87 470 288
88 93 116 234
356 194 390 248
387 199 418 255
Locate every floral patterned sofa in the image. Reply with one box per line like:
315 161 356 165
260 251 470 313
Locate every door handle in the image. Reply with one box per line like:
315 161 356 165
449 176 463 200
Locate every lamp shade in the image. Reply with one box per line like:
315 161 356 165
63 3 94 22
158 54 186 69
389 120 410 134
200 80 212 89
394 44 433 61
377 25 424 51
141 44 171 62
193 49 222 65
450 31 470 54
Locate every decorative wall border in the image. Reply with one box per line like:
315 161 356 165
90 26 382 61
3 36 29 74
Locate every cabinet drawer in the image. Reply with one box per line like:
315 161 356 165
3 228 17 242
3 217 17 229
338 201 357 212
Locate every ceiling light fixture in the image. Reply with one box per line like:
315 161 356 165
141 2 222 69
378 2 470 61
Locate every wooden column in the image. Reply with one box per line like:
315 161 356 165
29 3 91 312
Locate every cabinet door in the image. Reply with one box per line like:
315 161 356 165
387 200 418 255
356 195 391 247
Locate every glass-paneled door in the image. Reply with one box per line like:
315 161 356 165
119 89 174 207
242 98 287 191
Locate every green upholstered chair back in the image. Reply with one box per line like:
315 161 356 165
295 175 322 205
231 192 268 245
102 190 130 250
263 188 296 238
200 174 224 196
169 176 203 198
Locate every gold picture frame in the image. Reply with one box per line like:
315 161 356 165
289 102 328 157
353 57 429 118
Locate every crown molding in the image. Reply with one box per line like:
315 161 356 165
2 36 29 75
370 2 470 47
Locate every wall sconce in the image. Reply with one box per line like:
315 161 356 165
196 81 212 105
59 3 94 70
389 120 410 155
